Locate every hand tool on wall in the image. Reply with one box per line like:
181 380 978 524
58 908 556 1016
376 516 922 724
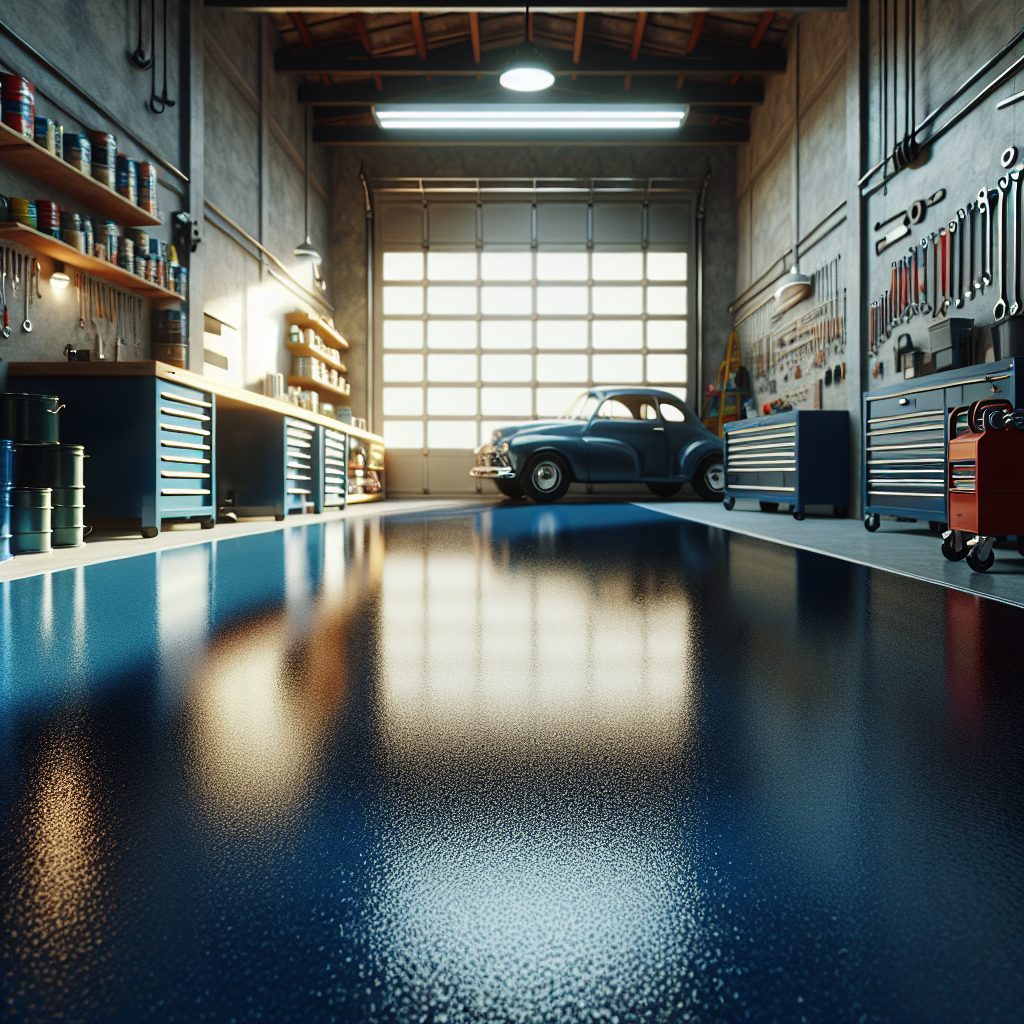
930 231 939 316
21 258 32 333
76 274 85 329
977 187 995 291
947 219 958 312
1010 167 1022 316
874 189 945 254
955 209 966 308
34 261 41 301
918 237 930 314
992 170 1013 320
964 202 976 301
1 249 9 339
129 0 153 69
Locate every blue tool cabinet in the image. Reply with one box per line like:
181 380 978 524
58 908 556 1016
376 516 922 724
723 410 850 519
321 425 348 509
16 373 216 536
862 357 1019 530
217 408 321 518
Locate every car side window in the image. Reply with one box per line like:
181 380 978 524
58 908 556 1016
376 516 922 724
659 402 686 422
638 402 659 420
596 399 635 420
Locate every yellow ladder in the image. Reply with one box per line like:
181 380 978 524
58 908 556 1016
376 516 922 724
713 331 742 438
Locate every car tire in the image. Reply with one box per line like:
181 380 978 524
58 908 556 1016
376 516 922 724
495 478 524 500
690 456 725 502
521 452 571 503
646 482 683 498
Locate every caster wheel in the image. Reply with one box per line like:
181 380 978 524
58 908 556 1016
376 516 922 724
200 517 216 530
275 514 286 521
759 501 778 513
833 506 848 519
941 533 969 562
966 548 995 573
864 514 880 532
792 509 805 521
141 526 159 539
218 511 238 525
723 495 736 510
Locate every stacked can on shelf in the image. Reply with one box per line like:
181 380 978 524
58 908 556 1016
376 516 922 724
89 131 116 188
8 198 37 230
35 201 61 238
63 132 91 172
33 117 56 154
0 74 34 138
115 153 137 205
138 162 158 217
153 310 187 366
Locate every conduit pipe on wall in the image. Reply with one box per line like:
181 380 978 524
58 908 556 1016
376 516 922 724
361 164 374 429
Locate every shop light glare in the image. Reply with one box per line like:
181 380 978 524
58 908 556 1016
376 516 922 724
374 104 688 132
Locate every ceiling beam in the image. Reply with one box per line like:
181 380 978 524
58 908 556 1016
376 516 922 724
630 12 647 60
300 77 764 105
409 12 428 59
352 12 373 53
312 123 750 145
730 9 773 85
685 12 705 54
209 1 843 11
469 12 481 63
276 39 788 76
572 13 585 63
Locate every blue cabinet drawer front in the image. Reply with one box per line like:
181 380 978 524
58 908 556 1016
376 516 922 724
159 490 212 511
868 388 945 418
159 383 213 408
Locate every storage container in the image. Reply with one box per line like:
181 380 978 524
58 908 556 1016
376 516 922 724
0 74 34 137
10 488 52 554
0 439 12 562
0 393 63 443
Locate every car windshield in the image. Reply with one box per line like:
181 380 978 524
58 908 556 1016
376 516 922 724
562 392 600 420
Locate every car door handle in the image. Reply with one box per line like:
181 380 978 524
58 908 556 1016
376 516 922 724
653 426 665 431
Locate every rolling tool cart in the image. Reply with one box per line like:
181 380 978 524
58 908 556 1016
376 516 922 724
862 358 1019 531
15 373 216 537
217 408 321 518
941 399 1024 572
722 410 849 519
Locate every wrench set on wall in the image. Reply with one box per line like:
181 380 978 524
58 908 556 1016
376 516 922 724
869 146 1024 358
0 244 143 359
747 255 847 395
0 247 41 337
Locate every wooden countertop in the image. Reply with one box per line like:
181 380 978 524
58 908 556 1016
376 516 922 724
8 361 383 444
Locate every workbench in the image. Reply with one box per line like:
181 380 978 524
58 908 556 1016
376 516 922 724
9 362 384 535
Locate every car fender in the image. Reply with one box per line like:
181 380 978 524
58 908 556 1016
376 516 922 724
508 434 589 481
679 439 724 482
581 436 641 480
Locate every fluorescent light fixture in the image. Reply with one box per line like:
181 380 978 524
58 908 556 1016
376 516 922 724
499 42 555 92
373 104 689 132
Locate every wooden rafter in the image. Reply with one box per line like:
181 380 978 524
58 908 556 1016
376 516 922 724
288 13 330 87
731 10 774 84
572 12 585 64
410 12 427 59
352 12 372 53
685 13 705 54
469 12 481 63
630 12 648 60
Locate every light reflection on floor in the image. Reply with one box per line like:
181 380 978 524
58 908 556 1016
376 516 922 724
1 504 1021 1024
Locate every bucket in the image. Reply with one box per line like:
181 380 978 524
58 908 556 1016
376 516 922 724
0 74 34 138
13 443 84 488
153 343 187 368
0 394 63 443
0 440 12 562
11 488 52 554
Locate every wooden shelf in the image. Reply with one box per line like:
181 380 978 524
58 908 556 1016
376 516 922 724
288 374 351 400
346 492 385 504
285 339 346 373
0 121 162 227
285 310 349 350
0 223 183 300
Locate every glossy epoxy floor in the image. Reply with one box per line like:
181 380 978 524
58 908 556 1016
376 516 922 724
2 505 1021 1024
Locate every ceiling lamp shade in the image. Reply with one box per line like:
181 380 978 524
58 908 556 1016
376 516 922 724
294 237 322 262
499 42 555 92
772 267 812 315
373 104 689 132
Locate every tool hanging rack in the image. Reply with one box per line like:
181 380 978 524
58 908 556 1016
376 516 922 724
72 272 146 361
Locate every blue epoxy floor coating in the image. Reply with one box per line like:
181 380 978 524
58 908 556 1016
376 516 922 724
2 504 1022 1024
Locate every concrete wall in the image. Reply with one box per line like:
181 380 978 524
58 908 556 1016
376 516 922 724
329 144 737 423
0 3 331 398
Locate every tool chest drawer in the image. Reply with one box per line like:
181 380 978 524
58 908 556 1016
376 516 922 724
862 358 1019 526
724 410 849 517
322 427 348 508
284 418 316 513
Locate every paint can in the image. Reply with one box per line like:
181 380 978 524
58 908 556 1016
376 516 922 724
0 440 13 563
0 74 35 138
10 488 52 555
292 356 315 379
138 162 158 216
88 131 116 167
35 200 61 238
61 210 81 232
115 153 137 205
154 310 187 360
153 343 188 368
92 164 115 189
82 217 94 255
175 266 188 300
8 197 37 230
33 116 56 154
62 230 85 252
63 132 91 172
118 237 135 275
264 372 285 398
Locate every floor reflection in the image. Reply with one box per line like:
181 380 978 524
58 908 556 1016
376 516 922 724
1 505 1021 1024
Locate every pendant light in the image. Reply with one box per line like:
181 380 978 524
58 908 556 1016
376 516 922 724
294 104 321 261
500 8 554 92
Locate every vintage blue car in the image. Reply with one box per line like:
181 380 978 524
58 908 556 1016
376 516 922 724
471 387 725 503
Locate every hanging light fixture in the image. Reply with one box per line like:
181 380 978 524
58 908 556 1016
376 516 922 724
500 7 554 92
294 104 321 261
50 261 70 290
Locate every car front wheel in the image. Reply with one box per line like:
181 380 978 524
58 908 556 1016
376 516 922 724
521 452 571 503
646 482 683 498
691 456 725 501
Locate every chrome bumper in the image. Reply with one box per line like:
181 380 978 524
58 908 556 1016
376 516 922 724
470 465 515 479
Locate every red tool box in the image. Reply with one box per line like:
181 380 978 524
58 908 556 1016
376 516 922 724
941 398 1024 572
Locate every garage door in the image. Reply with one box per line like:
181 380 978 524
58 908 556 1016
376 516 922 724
375 194 694 495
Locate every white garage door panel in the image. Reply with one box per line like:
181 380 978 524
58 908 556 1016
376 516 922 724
376 197 693 496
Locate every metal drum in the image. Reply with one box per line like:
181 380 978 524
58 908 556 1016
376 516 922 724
0 394 63 443
10 487 52 554
0 74 35 138
51 486 85 548
0 440 12 562
12 442 84 487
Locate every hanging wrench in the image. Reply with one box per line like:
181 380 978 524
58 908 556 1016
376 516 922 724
993 172 1012 321
1 248 9 338
1010 167 1023 317
955 209 967 309
947 219 959 312
34 260 41 300
977 188 996 292
21 256 32 332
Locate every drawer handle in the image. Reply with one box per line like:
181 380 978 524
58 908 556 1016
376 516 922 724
898 398 910 405
160 391 212 409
